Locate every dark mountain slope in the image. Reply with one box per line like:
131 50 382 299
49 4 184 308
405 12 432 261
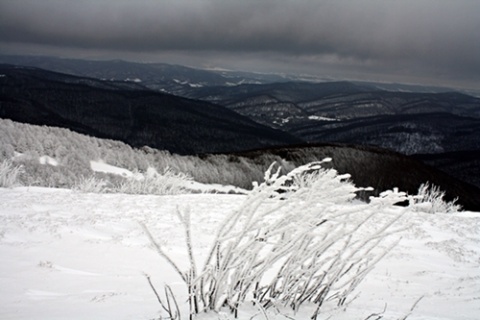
413 150 480 189
296 91 480 120
290 112 480 155
187 81 480 123
186 81 480 154
0 65 301 154
228 143 480 211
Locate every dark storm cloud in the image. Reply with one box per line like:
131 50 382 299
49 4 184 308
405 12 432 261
1 0 479 88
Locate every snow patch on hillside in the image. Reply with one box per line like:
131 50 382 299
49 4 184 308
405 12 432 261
124 78 142 83
90 160 134 177
39 156 58 166
308 115 338 121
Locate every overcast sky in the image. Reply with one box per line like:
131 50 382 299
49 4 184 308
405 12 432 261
1 0 479 90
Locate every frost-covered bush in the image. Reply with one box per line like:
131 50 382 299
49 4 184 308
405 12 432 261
115 167 192 195
411 183 461 213
73 175 111 193
0 160 24 188
145 160 405 319
73 167 192 195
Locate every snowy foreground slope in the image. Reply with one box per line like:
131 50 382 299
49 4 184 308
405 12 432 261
1 187 479 320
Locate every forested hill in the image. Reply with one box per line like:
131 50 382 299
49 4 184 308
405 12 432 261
2 118 480 211
0 64 301 154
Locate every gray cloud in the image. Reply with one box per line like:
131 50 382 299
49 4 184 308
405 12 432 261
1 0 479 89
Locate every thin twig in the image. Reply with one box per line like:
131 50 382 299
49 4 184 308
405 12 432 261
364 303 387 320
140 221 187 283
398 295 425 320
165 284 182 320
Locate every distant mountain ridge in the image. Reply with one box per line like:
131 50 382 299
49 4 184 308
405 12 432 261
0 64 300 154
0 54 290 96
2 54 471 96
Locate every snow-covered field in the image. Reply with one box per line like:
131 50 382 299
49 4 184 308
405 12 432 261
1 186 479 320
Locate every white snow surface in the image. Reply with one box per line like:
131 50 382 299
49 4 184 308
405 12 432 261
1 187 479 320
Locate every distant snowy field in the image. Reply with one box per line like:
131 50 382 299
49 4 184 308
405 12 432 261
1 187 479 320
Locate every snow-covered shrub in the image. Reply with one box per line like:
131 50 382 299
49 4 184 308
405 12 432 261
73 167 192 195
114 167 192 195
73 175 110 193
0 160 24 188
411 183 461 213
145 160 405 319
